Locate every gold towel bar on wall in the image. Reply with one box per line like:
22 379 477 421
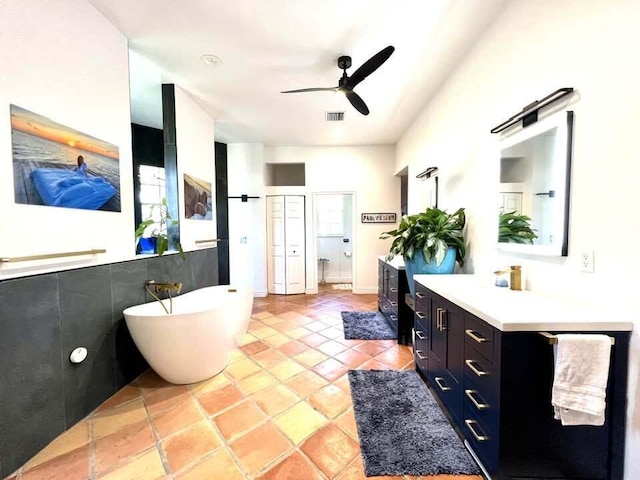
195 239 221 245
538 331 615 346
0 249 106 263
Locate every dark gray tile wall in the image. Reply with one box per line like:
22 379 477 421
59 265 116 427
111 261 149 389
0 248 218 478
0 275 65 478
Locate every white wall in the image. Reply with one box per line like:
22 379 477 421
0 0 133 279
396 1 640 476
129 51 163 129
264 145 398 294
174 86 217 251
227 143 267 296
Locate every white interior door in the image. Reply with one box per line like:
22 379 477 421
285 195 306 294
500 192 523 214
266 196 286 294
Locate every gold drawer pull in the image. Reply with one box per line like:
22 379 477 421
390 287 398 293
434 376 451 392
416 350 428 361
416 311 426 320
416 292 425 299
415 330 426 340
465 389 490 410
465 359 489 377
465 329 488 344
465 419 489 442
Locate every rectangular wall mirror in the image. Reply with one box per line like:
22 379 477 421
497 110 573 256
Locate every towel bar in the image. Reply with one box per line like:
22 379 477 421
0 248 106 263
538 331 615 346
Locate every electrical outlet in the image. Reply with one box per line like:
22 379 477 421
580 251 595 273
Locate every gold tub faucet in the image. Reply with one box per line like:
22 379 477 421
145 280 183 295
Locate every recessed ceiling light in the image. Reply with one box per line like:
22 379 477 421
200 54 222 66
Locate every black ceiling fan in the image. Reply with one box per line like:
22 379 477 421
281 45 395 116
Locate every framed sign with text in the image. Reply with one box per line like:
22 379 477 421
361 213 397 224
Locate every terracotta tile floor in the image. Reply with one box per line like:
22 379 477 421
7 286 482 480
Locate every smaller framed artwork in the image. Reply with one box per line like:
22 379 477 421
184 173 212 220
361 213 397 224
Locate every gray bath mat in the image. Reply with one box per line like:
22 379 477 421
348 370 480 476
341 311 395 340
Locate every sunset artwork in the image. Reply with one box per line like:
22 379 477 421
10 104 121 212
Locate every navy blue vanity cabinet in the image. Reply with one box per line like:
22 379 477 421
377 259 413 345
427 293 465 425
463 313 502 475
414 283 629 480
413 283 431 373
377 260 384 305
386 268 400 336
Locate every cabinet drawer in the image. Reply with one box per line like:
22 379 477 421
463 388 499 434
380 298 392 316
414 284 429 304
463 351 500 403
387 312 399 336
414 318 429 373
463 412 498 473
428 367 462 425
388 285 400 308
464 313 495 363
415 308 431 325
387 267 399 285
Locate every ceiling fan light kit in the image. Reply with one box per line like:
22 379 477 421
281 45 395 116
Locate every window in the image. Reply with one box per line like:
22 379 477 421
316 194 344 236
138 165 165 236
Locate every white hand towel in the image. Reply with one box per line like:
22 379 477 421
551 334 612 426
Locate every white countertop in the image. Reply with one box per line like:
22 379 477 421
413 274 633 332
378 255 405 270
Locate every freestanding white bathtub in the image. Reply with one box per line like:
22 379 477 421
123 285 253 384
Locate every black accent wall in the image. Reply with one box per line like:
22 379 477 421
0 248 218 478
131 123 164 229
215 141 230 285
162 84 180 251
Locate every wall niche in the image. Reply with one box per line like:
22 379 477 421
266 163 306 186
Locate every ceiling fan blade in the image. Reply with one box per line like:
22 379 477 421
346 89 369 116
347 45 395 89
281 87 338 93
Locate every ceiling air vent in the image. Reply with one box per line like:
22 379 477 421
325 111 345 122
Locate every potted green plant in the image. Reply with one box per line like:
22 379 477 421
498 211 538 244
380 207 466 297
135 198 185 258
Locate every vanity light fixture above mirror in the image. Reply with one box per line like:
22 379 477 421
490 87 574 134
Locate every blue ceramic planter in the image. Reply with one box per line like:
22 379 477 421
138 237 157 254
404 247 457 297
